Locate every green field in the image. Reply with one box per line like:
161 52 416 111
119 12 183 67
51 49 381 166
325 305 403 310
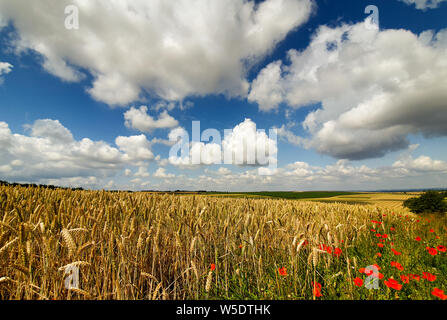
206 191 359 200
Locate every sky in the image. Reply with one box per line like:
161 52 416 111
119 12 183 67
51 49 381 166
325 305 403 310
0 0 446 192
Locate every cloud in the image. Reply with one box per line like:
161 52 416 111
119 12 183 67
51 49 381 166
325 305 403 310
0 0 313 106
134 166 150 178
0 62 12 75
0 61 12 84
153 168 175 179
168 119 277 167
115 135 154 162
26 119 74 144
144 152 447 191
0 119 154 181
393 155 447 172
398 0 447 10
249 21 447 160
276 124 304 146
124 106 178 133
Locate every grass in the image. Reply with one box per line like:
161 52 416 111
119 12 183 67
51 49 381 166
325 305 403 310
0 185 446 300
206 191 359 200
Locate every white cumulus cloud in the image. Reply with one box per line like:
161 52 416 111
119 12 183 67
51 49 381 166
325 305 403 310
249 21 447 160
0 119 154 181
0 0 313 106
124 106 178 133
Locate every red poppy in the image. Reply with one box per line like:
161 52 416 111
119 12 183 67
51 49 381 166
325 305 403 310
390 227 396 232
278 267 287 276
382 234 388 239
377 243 384 248
410 274 420 281
426 247 438 256
353 277 363 287
391 261 404 271
431 288 447 300
312 282 322 297
437 245 446 253
210 264 216 271
429 229 435 233
334 248 342 257
400 275 410 284
415 236 422 241
391 248 402 256
371 229 376 232
376 252 382 257
361 268 374 276
376 233 382 238
422 272 436 282
384 278 402 291
371 220 382 225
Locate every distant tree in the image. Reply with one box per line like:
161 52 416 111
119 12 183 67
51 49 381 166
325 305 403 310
403 191 447 214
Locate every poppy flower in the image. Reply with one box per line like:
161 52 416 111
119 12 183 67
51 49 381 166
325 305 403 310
426 247 438 256
382 234 388 239
422 272 436 282
437 245 446 253
429 229 435 233
371 229 376 232
431 288 447 300
376 252 382 257
415 236 421 242
391 248 402 256
353 277 363 287
239 244 243 249
312 282 322 297
210 264 216 271
360 268 374 276
371 220 382 225
410 274 420 281
400 275 410 284
390 227 396 232
334 248 342 257
278 267 287 276
377 243 384 248
374 272 384 280
384 278 402 291
391 261 404 271
376 233 382 238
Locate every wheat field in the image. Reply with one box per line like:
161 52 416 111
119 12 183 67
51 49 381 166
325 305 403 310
0 185 446 300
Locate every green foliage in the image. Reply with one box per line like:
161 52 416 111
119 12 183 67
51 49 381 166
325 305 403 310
403 191 447 214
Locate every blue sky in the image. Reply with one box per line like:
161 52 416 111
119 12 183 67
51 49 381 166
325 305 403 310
0 0 446 191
